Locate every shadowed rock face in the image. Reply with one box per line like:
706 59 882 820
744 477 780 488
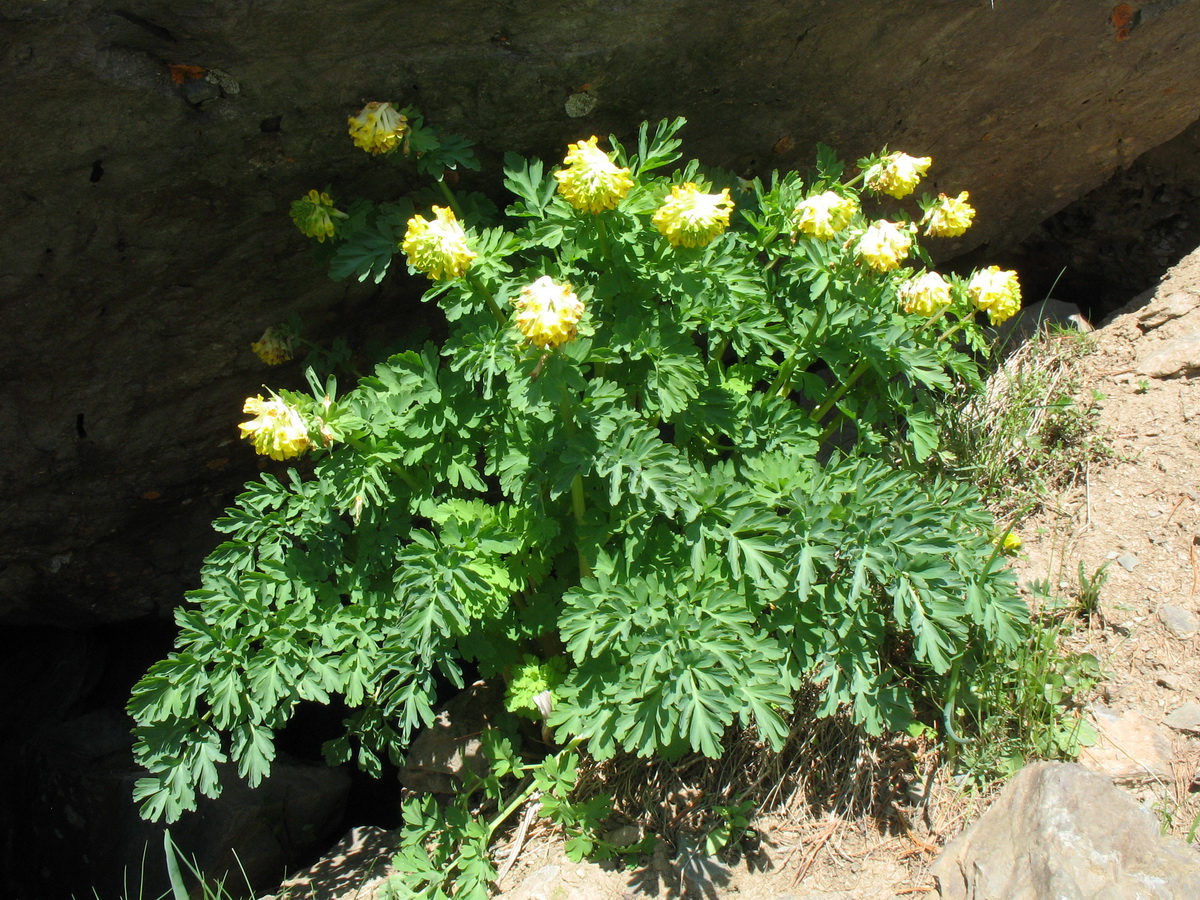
4 0 1200 624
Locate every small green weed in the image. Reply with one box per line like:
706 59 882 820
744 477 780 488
939 324 1111 517
952 619 1102 784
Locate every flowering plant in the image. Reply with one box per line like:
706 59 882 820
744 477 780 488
130 117 1030 887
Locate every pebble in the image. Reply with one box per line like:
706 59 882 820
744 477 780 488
1158 604 1200 637
1156 674 1185 691
1117 553 1139 572
1164 702 1200 732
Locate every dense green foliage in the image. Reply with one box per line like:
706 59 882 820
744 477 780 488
129 116 1030 857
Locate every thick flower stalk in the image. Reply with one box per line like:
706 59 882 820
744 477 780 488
238 395 311 461
512 276 585 349
250 324 296 366
898 271 952 317
793 191 858 240
401 206 476 280
289 190 345 243
652 183 735 248
554 136 635 214
924 191 976 238
347 101 409 156
968 266 1022 325
864 152 932 199
856 220 912 272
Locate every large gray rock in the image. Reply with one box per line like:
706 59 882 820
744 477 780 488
7 1 1200 625
931 761 1200 900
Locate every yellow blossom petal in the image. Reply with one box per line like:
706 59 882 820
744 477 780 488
652 183 734 248
794 191 858 240
967 266 1022 325
865 152 932 199
554 136 634 214
289 189 345 243
238 395 311 461
347 101 409 156
898 271 952 317
512 276 585 349
857 220 912 272
250 325 296 366
401 206 476 281
925 191 976 238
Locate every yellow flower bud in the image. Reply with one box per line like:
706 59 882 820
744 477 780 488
250 325 296 366
347 101 409 156
289 189 345 243
513 276 585 349
238 395 311 461
793 191 858 240
865 152 932 199
401 206 476 281
857 221 912 272
925 191 976 238
967 266 1022 325
554 136 635 214
652 183 735 248
898 271 952 317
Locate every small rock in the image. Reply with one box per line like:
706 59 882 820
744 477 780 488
1080 705 1174 782
1159 604 1200 637
509 864 563 900
603 825 642 847
1156 674 1185 691
1117 553 1139 572
1137 335 1200 378
1165 702 1200 732
1138 290 1198 330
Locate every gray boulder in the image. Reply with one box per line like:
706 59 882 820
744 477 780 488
932 761 1200 900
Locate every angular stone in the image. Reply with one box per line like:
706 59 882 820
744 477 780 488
931 761 1200 900
261 826 397 900
1138 335 1200 378
1080 705 1174 783
400 681 499 795
1164 702 1200 733
1138 291 1199 330
1158 604 1200 638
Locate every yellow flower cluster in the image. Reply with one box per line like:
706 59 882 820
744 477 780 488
793 191 858 240
652 183 735 248
857 220 912 272
865 152 931 199
554 136 635 214
238 395 311 461
289 190 344 243
898 271 951 317
513 276 585 349
925 191 976 238
968 266 1022 325
250 325 296 366
401 206 476 281
347 101 409 155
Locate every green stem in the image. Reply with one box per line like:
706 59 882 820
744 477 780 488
596 215 613 261
436 176 465 220
487 776 537 842
571 473 592 578
812 358 869 424
467 272 508 325
816 411 846 446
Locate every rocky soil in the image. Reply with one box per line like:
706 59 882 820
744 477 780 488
260 248 1200 900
